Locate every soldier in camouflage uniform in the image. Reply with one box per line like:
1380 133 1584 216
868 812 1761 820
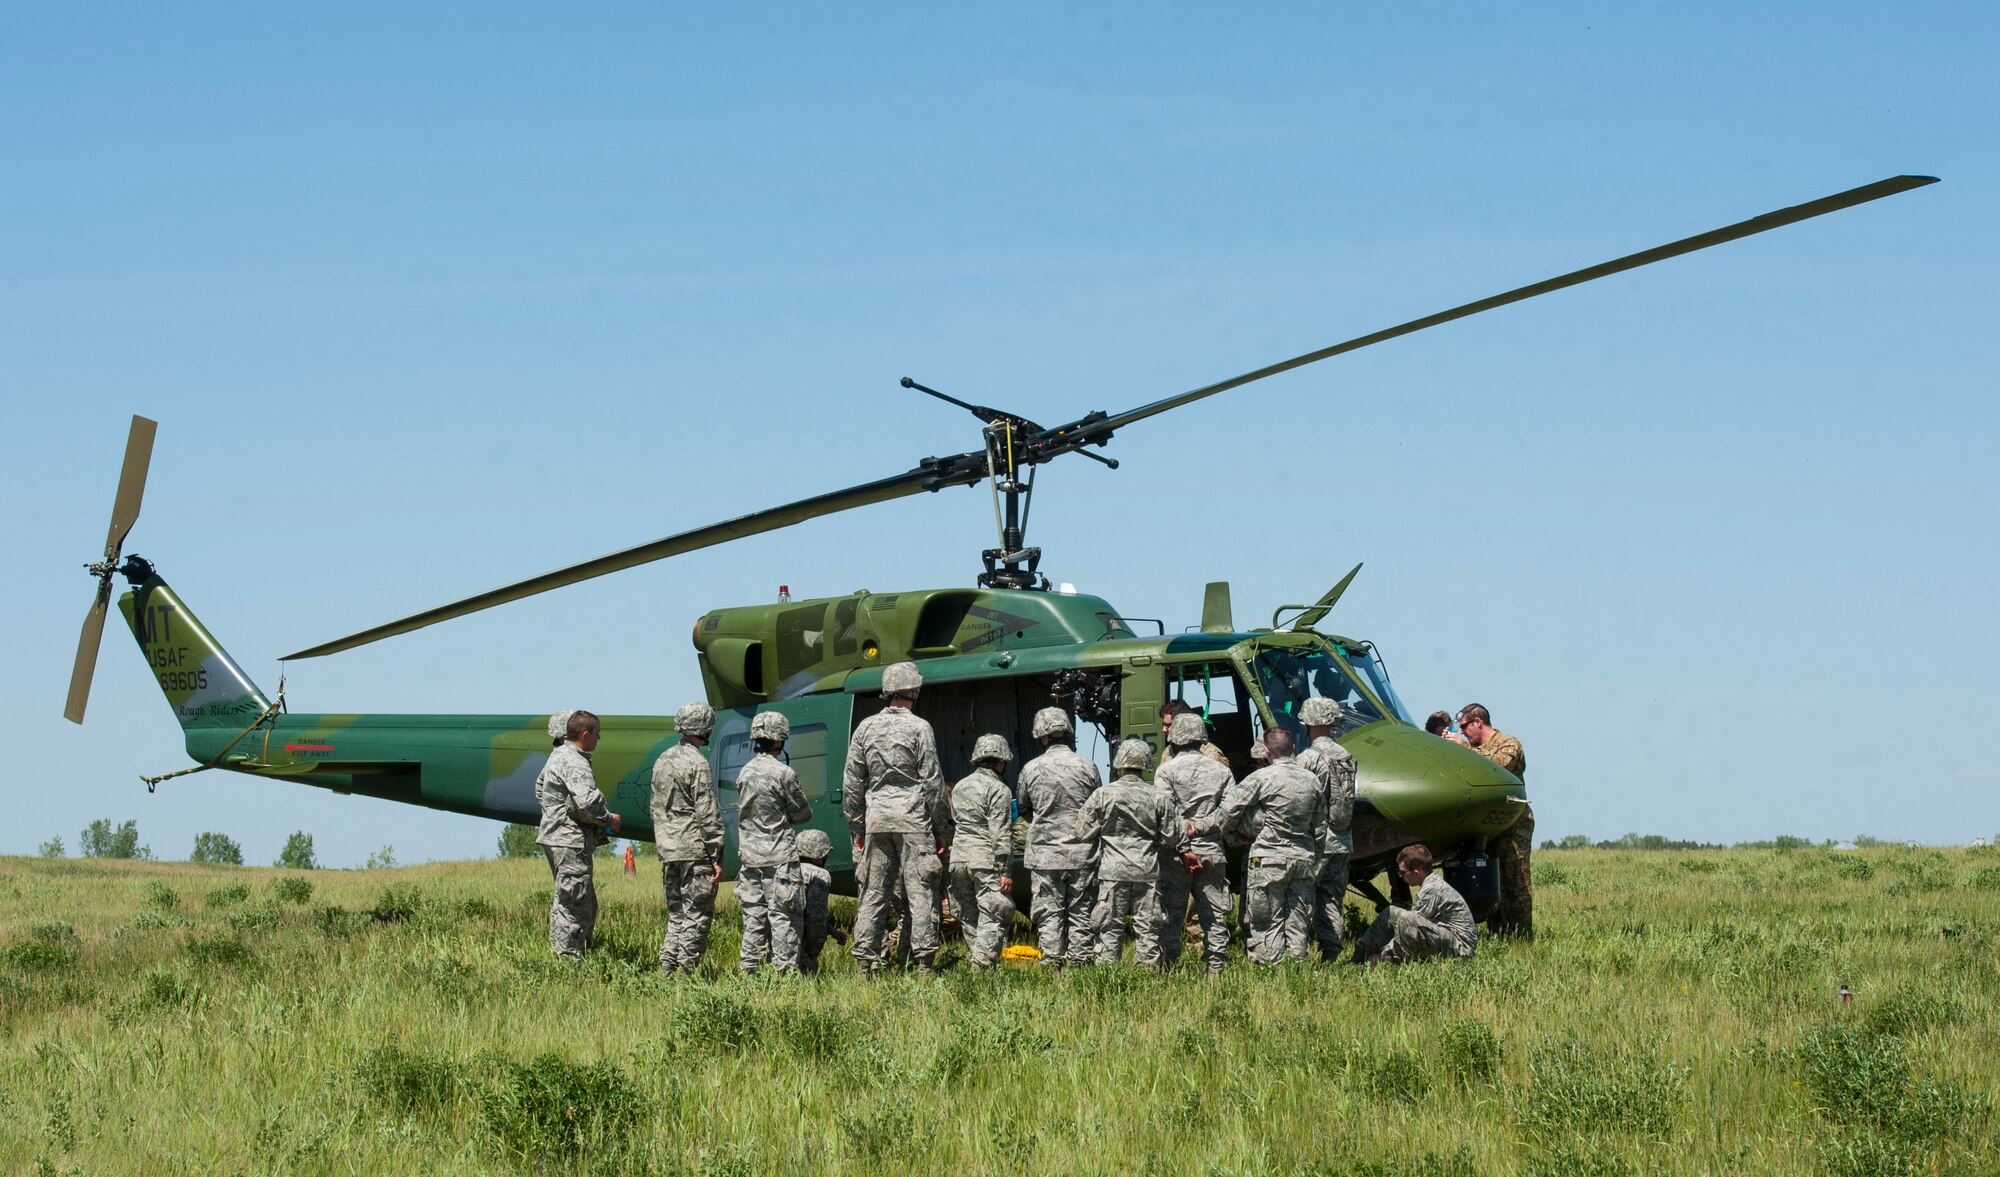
1296 696 1356 963
535 709 621 960
1221 728 1324 964
1160 712 1235 975
843 661 947 977
948 734 1018 970
796 829 843 974
650 702 724 975
1084 739 1190 968
1459 703 1532 940
1160 699 1231 768
735 711 813 974
1352 843 1478 963
1018 706 1102 970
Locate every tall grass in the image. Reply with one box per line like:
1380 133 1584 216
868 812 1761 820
0 846 1994 1174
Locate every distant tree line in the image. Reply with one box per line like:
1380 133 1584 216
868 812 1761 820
1542 832 1902 851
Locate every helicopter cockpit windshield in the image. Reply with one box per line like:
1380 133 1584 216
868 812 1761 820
1334 641 1414 725
1250 644 1388 742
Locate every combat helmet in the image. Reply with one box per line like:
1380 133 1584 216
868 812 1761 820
1168 712 1208 747
972 733 1014 765
1112 738 1153 774
1299 697 1344 728
882 660 924 696
749 711 791 743
797 829 832 859
674 701 715 739
1031 707 1073 740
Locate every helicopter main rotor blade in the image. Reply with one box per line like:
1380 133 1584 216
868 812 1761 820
1059 175 1938 449
63 593 112 724
282 453 992 659
104 415 157 560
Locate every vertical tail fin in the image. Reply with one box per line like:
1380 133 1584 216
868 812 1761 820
117 568 271 729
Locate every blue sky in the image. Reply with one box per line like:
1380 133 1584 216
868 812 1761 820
5 3 1994 865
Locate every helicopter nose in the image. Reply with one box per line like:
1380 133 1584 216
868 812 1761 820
1346 721 1521 790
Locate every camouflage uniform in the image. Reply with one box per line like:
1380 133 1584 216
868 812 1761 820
948 760 1017 969
1353 872 1478 963
843 703 947 973
1475 729 1532 940
859 850 916 968
1019 737 1102 968
1297 731 1356 962
1161 722 1235 974
735 750 812 973
1222 757 1326 964
650 720 724 974
799 861 833 972
1084 742 1187 967
535 740 614 959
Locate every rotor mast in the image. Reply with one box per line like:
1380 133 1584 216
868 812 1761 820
904 376 1122 590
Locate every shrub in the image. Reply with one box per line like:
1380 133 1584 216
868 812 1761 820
776 1007 851 1060
673 990 760 1052
1517 1038 1686 1137
1836 857 1876 881
1866 988 1964 1039
137 970 204 1012
184 936 256 968
1338 1147 1483 1177
497 824 540 858
365 845 398 871
1441 1018 1502 1085
29 922 76 945
142 881 180 910
354 1045 462 1116
1533 861 1583 888
204 884 250 908
370 885 424 923
227 907 280 933
272 877 314 905
314 905 365 937
4 942 77 971
1966 867 2000 890
480 1054 643 1161
132 910 187 931
189 832 243 865
837 1096 916 1160
275 832 317 870
1364 1049 1427 1101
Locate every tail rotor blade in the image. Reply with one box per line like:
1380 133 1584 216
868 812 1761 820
104 415 157 559
64 593 112 724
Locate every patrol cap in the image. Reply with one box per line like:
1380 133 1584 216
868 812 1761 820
1249 736 1269 761
1031 707 1073 740
1112 738 1153 773
674 701 715 739
749 711 791 743
1299 697 1344 728
547 709 577 740
1168 712 1208 747
972 733 1013 764
882 661 924 696
797 829 832 859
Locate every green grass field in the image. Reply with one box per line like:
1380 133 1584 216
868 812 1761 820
3 845 1996 1175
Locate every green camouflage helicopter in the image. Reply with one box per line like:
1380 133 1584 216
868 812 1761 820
66 175 1935 914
